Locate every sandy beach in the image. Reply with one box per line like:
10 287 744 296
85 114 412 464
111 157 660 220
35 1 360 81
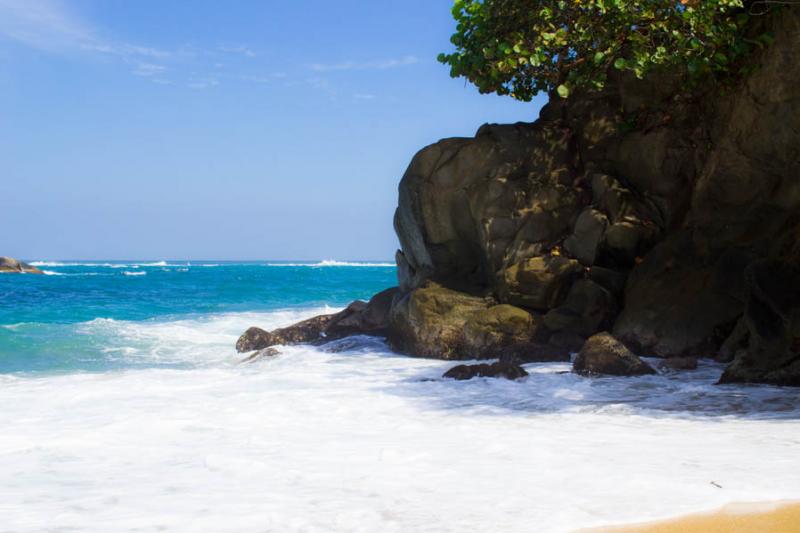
590 501 800 532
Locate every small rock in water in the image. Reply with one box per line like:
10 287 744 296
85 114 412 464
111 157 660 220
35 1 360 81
573 332 656 377
443 357 529 381
239 347 280 364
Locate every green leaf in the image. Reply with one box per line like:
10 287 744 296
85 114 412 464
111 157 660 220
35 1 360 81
556 84 570 98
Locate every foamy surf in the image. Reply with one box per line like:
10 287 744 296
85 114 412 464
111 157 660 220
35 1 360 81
1 307 799 532
267 260 395 267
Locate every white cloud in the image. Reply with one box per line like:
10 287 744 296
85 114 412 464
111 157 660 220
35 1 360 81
310 55 418 72
187 77 219 90
218 44 256 58
133 63 167 77
0 0 169 61
353 93 376 100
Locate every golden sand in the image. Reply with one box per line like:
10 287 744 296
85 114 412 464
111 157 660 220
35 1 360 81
585 501 800 533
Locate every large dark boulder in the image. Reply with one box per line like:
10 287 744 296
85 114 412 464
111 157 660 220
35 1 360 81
393 121 581 294
0 257 43 274
573 332 656 377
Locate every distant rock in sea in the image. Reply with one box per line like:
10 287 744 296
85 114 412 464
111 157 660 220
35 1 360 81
0 257 43 274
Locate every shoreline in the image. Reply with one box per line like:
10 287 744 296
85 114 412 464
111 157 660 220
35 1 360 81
585 501 800 532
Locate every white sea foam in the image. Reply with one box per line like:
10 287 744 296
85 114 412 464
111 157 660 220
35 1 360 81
1 308 799 532
122 271 147 276
30 261 184 268
41 270 64 276
268 260 395 267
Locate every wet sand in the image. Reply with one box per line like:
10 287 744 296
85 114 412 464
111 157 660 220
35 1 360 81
588 501 800 532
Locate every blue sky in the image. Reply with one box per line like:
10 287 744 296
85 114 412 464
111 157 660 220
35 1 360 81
0 0 544 260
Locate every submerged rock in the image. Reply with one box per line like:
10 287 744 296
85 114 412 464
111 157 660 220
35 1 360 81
443 357 529 381
0 257 43 274
239 347 280 364
573 332 656 377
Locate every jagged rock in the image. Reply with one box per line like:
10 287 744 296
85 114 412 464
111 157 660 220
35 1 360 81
239 347 280 364
499 255 584 310
236 288 399 353
443 357 529 381
388 283 537 360
0 257 43 274
720 260 800 386
573 332 656 377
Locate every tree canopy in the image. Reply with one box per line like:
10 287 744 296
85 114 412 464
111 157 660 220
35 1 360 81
438 0 766 100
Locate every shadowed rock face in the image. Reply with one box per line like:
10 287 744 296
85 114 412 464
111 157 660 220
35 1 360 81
386 9 800 384
719 260 800 386
0 257 43 274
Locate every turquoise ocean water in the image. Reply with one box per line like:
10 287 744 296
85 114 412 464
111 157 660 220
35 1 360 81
3 260 800 532
0 261 396 374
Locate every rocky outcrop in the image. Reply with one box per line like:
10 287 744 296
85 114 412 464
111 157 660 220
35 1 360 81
0 257 43 274
443 357 529 381
384 8 800 385
236 288 397 353
573 332 656 377
237 9 800 385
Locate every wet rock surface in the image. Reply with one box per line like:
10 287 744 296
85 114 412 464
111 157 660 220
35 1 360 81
573 332 656 377
443 357 529 381
236 288 398 353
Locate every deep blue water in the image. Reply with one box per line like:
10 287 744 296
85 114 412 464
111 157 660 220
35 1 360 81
0 261 396 373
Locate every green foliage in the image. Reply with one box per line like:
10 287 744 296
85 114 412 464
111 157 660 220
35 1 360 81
438 0 756 101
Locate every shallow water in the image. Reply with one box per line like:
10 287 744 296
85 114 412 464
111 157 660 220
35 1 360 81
1 262 799 532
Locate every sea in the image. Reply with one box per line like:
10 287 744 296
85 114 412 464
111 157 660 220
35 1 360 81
1 261 799 532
